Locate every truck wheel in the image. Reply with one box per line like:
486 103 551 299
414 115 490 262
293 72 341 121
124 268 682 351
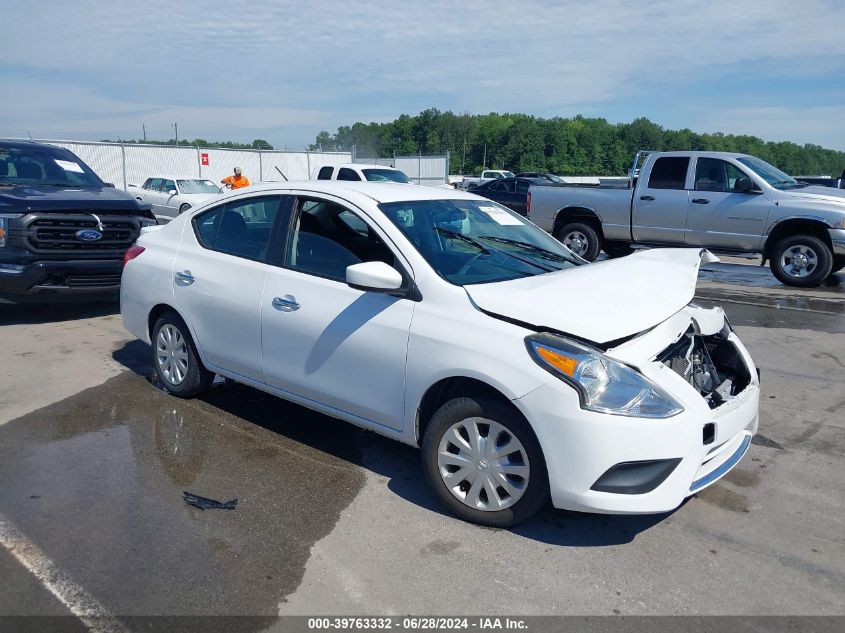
770 234 833 287
603 242 635 258
179 203 191 215
831 255 845 275
421 396 549 528
555 222 601 261
152 312 214 398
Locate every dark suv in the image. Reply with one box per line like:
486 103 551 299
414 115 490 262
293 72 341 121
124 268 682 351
0 140 155 303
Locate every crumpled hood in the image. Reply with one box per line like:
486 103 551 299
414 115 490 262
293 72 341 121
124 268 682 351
780 185 845 205
465 248 711 345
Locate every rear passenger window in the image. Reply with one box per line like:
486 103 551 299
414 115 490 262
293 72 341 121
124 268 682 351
337 168 361 181
648 157 690 190
516 180 531 193
317 166 334 180
193 196 281 262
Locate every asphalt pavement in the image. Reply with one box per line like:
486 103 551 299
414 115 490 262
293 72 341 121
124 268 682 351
0 260 842 628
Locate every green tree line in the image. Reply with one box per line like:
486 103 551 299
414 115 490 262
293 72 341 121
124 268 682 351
310 109 845 177
100 138 273 150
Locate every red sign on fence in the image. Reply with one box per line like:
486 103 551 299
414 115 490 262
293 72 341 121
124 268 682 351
201 152 209 166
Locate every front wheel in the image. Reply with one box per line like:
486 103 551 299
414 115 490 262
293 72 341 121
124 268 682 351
152 312 214 398
179 203 191 215
770 234 833 287
554 222 600 261
421 397 548 527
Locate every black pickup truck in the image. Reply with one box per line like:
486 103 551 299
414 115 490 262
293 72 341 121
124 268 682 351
0 140 155 303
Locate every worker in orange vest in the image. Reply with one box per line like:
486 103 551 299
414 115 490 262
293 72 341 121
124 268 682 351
221 166 250 189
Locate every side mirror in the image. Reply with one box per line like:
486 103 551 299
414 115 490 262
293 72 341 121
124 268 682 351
346 261 403 292
103 182 116 188
168 189 177 196
734 177 755 193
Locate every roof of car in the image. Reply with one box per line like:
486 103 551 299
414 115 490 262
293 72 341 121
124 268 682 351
332 163 401 171
0 139 68 151
233 180 481 204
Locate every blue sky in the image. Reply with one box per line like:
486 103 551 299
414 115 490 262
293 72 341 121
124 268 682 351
2 0 844 150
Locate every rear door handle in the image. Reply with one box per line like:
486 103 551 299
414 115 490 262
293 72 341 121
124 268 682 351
272 295 300 312
640 195 655 201
691 198 710 204
175 271 195 285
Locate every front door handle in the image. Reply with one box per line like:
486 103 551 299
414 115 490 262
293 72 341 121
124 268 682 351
272 295 300 312
691 198 710 204
175 270 195 285
640 195 655 201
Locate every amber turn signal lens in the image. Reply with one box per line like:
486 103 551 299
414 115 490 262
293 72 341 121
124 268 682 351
536 346 578 376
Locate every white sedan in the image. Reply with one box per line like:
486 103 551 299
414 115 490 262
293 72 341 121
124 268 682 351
128 177 223 221
121 182 760 526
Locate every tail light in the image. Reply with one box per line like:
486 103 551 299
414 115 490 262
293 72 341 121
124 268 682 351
122 245 145 269
526 191 532 216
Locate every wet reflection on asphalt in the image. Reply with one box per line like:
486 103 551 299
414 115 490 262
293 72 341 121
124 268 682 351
0 370 366 617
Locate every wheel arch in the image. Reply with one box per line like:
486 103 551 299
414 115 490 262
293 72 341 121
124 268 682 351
552 206 604 239
147 302 213 370
414 376 532 447
763 218 833 261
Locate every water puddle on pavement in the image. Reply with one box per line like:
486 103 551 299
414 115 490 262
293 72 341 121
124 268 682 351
0 371 366 617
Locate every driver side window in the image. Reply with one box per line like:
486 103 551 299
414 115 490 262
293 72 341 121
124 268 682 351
695 158 748 192
286 198 396 282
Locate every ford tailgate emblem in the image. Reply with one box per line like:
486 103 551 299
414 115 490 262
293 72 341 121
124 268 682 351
76 229 103 241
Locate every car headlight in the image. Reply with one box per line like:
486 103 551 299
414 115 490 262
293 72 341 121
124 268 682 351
526 333 684 418
0 214 23 248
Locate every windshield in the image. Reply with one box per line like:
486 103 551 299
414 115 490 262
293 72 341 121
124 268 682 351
545 174 564 183
737 156 802 189
363 168 410 183
0 146 103 187
177 179 222 194
379 199 579 285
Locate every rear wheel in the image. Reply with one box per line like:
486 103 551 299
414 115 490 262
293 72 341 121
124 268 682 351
421 397 548 527
152 312 213 398
770 234 833 287
554 221 600 261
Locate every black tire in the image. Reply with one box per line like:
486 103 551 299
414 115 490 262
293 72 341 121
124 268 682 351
770 234 833 287
831 255 845 275
179 203 191 215
554 221 601 261
151 311 213 398
603 241 635 258
421 397 549 527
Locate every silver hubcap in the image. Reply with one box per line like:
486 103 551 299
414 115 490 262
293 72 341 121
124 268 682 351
156 324 189 385
563 231 589 257
437 417 530 512
781 244 818 278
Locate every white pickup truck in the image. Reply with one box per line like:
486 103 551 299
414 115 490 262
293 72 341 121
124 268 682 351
456 169 515 190
314 163 411 183
528 150 845 287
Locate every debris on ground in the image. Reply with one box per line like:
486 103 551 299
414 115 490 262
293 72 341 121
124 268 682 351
183 491 238 511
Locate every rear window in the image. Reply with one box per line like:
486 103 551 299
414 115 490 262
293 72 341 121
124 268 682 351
648 157 690 190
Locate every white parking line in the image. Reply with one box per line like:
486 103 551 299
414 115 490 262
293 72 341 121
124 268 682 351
0 514 129 633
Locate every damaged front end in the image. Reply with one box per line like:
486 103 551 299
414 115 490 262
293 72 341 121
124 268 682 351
656 320 752 409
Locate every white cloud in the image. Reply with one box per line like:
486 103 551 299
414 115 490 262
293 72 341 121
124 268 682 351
2 0 844 148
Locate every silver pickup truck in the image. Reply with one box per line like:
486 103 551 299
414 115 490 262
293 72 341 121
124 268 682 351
528 150 845 287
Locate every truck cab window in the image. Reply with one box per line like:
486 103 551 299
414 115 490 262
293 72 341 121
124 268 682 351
337 168 361 181
317 166 334 180
648 157 690 190
695 158 747 192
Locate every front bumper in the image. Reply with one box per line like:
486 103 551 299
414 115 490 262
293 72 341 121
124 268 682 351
0 259 122 300
514 329 760 515
829 228 845 256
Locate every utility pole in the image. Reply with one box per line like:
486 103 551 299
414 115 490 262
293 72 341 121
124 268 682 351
483 143 487 170
142 124 146 142
173 122 178 146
